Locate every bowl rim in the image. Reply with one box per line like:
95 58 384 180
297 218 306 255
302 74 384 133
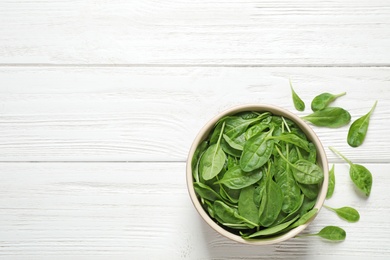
186 103 329 245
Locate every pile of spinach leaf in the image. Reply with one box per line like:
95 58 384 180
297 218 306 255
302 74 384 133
192 111 323 239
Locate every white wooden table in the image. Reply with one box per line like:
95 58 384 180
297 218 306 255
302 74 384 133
1 1 390 259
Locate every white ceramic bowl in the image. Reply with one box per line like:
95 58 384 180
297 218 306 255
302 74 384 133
186 104 329 245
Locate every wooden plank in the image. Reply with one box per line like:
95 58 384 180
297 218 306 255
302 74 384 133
0 67 389 162
0 0 389 65
0 162 389 258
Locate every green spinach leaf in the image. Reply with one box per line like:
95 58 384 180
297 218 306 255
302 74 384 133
324 205 360 223
200 122 226 180
238 185 259 225
302 107 351 128
240 131 274 172
214 165 263 189
290 80 305 111
326 164 335 199
347 101 377 147
298 226 346 241
329 147 372 196
259 178 283 227
311 92 346 111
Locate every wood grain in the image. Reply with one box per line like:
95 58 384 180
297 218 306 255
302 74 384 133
0 162 389 258
0 0 389 65
0 67 389 162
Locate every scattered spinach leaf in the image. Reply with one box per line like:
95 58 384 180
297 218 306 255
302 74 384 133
311 92 346 111
324 205 360 223
298 226 346 241
329 147 372 196
326 164 335 199
302 107 351 128
290 80 305 111
347 101 378 147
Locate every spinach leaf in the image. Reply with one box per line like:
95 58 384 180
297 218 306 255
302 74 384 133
297 182 319 200
191 141 208 182
200 122 226 180
277 172 302 214
324 205 360 223
290 80 305 111
214 165 263 189
297 197 316 217
311 92 346 111
193 182 222 202
244 215 300 238
219 185 241 204
290 208 318 228
245 122 270 140
238 185 259 225
224 115 265 139
221 139 242 157
292 160 324 184
316 226 346 241
298 226 346 241
268 133 310 152
213 200 258 229
259 178 283 227
302 107 351 128
276 146 323 185
240 131 274 172
347 101 377 147
329 147 372 196
326 164 335 199
223 134 244 151
253 177 266 208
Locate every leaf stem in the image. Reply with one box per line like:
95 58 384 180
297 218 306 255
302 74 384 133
368 100 378 116
328 146 352 166
323 204 335 212
295 233 318 238
335 92 347 98
282 117 291 133
275 146 294 168
216 122 226 147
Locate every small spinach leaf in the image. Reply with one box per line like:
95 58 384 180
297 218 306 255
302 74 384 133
329 147 372 196
324 205 360 223
347 101 377 147
311 92 346 111
298 226 346 241
290 80 305 111
326 164 335 199
302 107 351 128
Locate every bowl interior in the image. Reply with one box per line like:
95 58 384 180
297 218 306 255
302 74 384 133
186 104 329 245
